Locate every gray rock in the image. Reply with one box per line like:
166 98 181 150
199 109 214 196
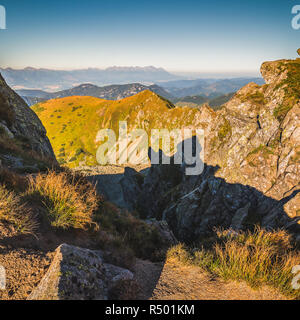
0 73 55 159
28 244 133 300
231 203 251 230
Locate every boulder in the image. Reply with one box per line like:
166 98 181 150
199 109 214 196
28 244 133 300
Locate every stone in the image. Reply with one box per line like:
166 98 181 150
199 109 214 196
28 244 134 300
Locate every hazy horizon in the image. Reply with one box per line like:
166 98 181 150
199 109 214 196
0 65 262 79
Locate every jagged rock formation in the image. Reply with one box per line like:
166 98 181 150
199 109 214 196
124 57 300 242
28 244 134 300
0 73 55 169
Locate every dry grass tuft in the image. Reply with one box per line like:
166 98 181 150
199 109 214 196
25 170 98 230
0 184 37 236
167 227 300 299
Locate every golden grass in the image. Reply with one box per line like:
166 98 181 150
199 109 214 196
25 171 98 230
0 184 37 236
167 227 300 299
0 166 167 265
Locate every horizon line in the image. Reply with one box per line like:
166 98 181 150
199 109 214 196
0 65 261 76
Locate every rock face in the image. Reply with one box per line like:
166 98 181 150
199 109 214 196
28 244 133 300
126 57 300 242
0 72 55 168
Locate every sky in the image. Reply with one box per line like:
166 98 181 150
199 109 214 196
0 0 299 75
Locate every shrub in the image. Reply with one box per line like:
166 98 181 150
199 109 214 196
167 227 300 299
75 148 85 157
25 171 98 230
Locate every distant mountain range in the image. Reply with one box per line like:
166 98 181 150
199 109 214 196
0 66 179 91
1 67 264 97
17 83 173 106
3 66 265 108
174 92 236 110
160 78 265 97
18 79 263 110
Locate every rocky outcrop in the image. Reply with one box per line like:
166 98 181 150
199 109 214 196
28 244 134 300
126 56 300 242
0 72 55 169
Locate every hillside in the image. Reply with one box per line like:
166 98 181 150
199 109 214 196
32 90 202 167
19 83 173 106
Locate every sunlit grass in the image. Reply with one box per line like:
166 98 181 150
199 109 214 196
168 227 300 299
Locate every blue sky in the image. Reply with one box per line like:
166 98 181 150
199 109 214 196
0 0 299 74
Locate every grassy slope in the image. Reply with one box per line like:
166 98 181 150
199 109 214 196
32 90 202 167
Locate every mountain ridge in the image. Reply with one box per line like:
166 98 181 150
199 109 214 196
0 66 179 91
18 83 173 106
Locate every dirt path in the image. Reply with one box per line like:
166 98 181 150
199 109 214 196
134 257 289 300
0 248 53 300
